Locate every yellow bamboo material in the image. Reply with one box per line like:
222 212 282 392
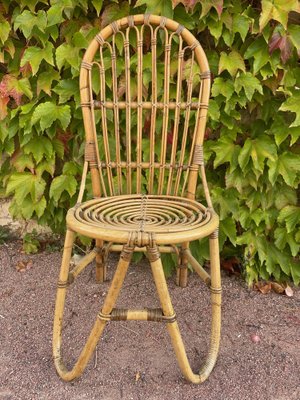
53 243 133 381
68 248 97 282
95 239 105 282
53 14 221 385
176 242 189 288
110 244 176 253
93 100 204 110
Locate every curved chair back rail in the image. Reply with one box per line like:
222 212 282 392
79 14 212 203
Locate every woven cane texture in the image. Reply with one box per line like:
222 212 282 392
67 195 218 244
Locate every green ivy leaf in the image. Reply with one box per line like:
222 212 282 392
6 172 46 204
14 10 47 39
31 102 71 130
100 2 130 28
290 126 300 145
49 174 77 202
260 0 299 31
46 0 74 27
232 14 249 42
288 24 300 49
268 152 300 187
56 43 80 70
211 77 234 99
238 135 277 174
234 72 263 101
13 154 34 172
208 99 220 121
63 161 80 176
275 186 297 209
21 42 54 75
207 18 223 41
244 36 269 75
279 92 300 127
218 50 245 76
21 195 47 219
72 32 89 49
53 79 79 103
211 136 238 168
173 5 196 30
92 0 103 16
238 138 252 171
135 0 173 19
24 136 53 163
275 227 299 256
0 20 10 44
278 206 300 233
37 69 60 95
212 187 239 220
265 244 291 276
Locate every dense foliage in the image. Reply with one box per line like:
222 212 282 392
0 0 299 284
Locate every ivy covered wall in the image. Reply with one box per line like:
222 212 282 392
0 0 299 284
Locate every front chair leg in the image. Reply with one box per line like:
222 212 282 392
53 237 134 381
147 232 221 384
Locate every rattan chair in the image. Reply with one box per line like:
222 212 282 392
53 14 221 384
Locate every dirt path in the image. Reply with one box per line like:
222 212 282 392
0 242 299 400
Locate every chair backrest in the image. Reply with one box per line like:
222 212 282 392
80 14 211 205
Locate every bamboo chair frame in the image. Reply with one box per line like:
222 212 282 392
53 14 221 384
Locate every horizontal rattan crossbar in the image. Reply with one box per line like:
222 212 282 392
53 13 221 384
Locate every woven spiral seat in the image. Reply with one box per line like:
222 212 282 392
67 195 219 245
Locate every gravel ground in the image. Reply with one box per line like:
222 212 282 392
0 241 300 400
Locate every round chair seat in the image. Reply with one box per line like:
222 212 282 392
67 195 219 245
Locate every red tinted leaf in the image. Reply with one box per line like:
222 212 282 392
20 61 32 77
204 127 212 140
172 0 198 10
214 0 223 17
0 96 9 120
221 257 240 275
57 131 73 154
278 35 292 64
0 75 22 105
269 32 292 64
143 114 151 136
269 32 282 54
167 131 173 145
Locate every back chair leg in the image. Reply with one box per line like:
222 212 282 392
53 237 134 381
176 242 189 288
147 232 221 383
95 239 106 283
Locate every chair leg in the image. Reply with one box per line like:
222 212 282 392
95 239 106 283
147 231 221 383
176 242 189 288
53 235 133 381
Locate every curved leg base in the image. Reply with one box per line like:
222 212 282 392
53 231 221 383
52 232 133 381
